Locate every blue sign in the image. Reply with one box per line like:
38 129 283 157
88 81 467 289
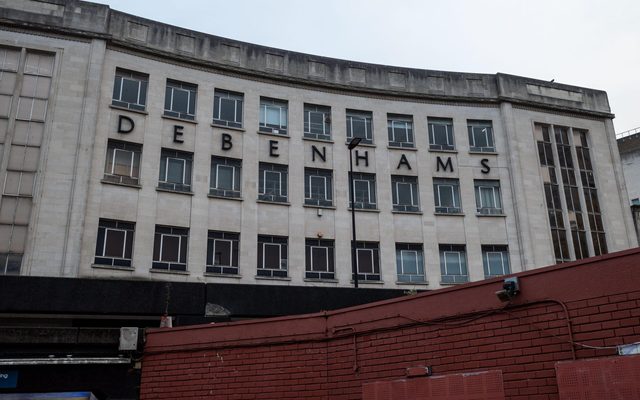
0 370 17 388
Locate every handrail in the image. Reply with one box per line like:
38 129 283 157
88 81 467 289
616 126 640 139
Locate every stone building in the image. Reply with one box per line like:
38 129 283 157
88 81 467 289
617 127 640 242
0 0 636 288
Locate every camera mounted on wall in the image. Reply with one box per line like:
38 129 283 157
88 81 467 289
495 277 520 302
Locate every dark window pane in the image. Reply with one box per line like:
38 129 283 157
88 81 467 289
264 244 280 269
357 249 373 273
162 236 180 262
104 229 125 258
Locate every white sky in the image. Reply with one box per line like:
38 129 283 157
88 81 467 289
97 0 639 133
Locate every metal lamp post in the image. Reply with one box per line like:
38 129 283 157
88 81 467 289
348 137 362 288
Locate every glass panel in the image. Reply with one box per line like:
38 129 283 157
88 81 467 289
354 180 370 203
397 182 413 205
113 149 133 176
161 235 180 262
166 158 185 183
121 78 140 104
357 249 373 273
220 98 236 122
401 251 418 274
264 171 281 195
217 165 234 190
444 252 461 275
311 247 328 271
309 175 326 199
104 229 125 258
439 185 454 207
214 240 231 266
264 243 280 269
265 106 280 126
172 88 189 113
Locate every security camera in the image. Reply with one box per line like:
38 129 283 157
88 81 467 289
495 277 520 302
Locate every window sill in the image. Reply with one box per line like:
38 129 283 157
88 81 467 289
91 264 134 272
303 278 339 283
211 123 245 132
428 148 458 154
387 145 417 151
303 204 336 210
149 268 190 276
395 281 429 286
162 114 197 124
204 272 242 279
156 187 194 196
303 137 334 144
255 275 291 281
257 199 291 206
392 210 423 215
476 213 506 217
257 130 289 138
346 141 375 148
351 280 384 285
468 151 498 155
434 212 465 217
208 194 243 201
348 208 381 213
109 104 148 115
100 179 142 189
439 280 469 286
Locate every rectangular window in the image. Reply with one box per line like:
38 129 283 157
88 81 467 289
94 219 134 268
257 235 288 278
433 178 461 214
103 140 141 186
206 231 239 275
575 130 607 256
213 89 243 128
396 243 425 283
210 156 242 198
350 172 377 209
164 79 197 120
304 168 333 207
355 241 380 281
158 149 193 192
112 68 148 111
474 179 503 215
387 114 414 148
346 109 373 144
392 175 419 212
304 103 331 140
468 120 495 152
482 245 510 278
259 97 288 135
428 118 455 151
305 238 335 280
0 253 22 275
258 162 288 203
152 225 188 271
439 244 468 283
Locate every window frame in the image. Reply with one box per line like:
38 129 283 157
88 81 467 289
304 168 333 207
164 79 197 121
428 118 455 151
103 140 142 186
346 109 373 144
206 231 240 275
258 163 288 203
482 245 510 278
210 156 242 198
213 89 243 128
350 172 377 210
94 219 135 268
468 120 495 153
259 97 288 135
305 238 335 280
152 226 189 272
304 103 331 140
396 243 425 283
112 68 148 111
391 175 420 212
439 244 468 283
474 179 503 215
355 241 381 281
433 178 461 214
257 235 288 278
158 149 193 192
387 114 414 148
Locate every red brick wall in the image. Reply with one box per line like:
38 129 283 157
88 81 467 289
141 249 640 399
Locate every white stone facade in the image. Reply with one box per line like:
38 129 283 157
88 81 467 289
0 0 636 289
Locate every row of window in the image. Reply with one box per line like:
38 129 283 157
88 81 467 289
105 140 503 214
95 219 511 283
112 68 496 151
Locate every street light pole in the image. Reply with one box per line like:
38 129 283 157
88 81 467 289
348 137 361 288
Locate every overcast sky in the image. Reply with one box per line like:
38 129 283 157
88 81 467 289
98 0 639 133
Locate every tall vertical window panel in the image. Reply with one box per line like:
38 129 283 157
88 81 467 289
575 130 607 255
213 89 243 128
152 226 189 271
396 243 425 283
164 79 197 120
94 219 135 268
206 231 239 275
257 235 288 278
355 241 381 281
535 124 570 263
0 47 20 119
555 126 588 259
304 104 331 140
112 68 148 111
305 238 335 280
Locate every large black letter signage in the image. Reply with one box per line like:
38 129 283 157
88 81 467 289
222 133 233 150
355 150 369 167
173 125 184 143
397 154 412 170
481 158 491 174
312 145 326 162
269 140 279 157
436 156 453 172
117 115 134 133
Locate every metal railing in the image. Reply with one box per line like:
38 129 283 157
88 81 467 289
616 126 640 140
